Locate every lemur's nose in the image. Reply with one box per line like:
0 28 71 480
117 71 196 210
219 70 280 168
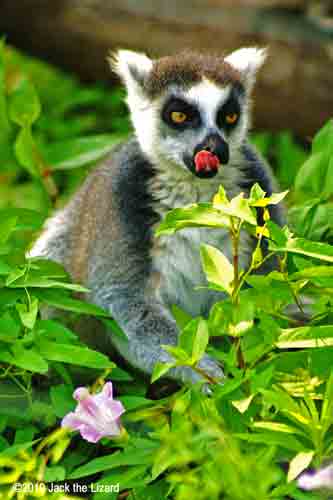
195 132 229 165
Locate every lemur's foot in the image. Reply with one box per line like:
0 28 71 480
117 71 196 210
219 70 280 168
197 354 224 383
172 355 224 387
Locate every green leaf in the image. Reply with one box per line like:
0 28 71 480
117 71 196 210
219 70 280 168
34 319 78 343
200 243 234 295
92 466 149 499
14 426 36 445
6 343 48 373
250 364 275 394
191 318 209 363
0 208 44 232
0 440 38 458
162 345 190 363
6 266 27 286
43 135 119 170
312 119 333 155
273 347 333 379
37 339 114 369
290 265 333 281
232 395 254 414
294 153 327 198
0 39 10 136
28 258 68 279
270 235 333 263
14 125 39 177
9 274 88 293
274 131 307 188
215 192 257 225
0 259 13 275
178 317 209 363
171 304 192 330
8 77 41 127
276 325 333 349
249 183 266 203
16 297 39 329
215 374 245 399
249 184 288 207
119 396 153 410
151 361 174 383
109 367 133 382
252 421 306 438
322 155 333 200
50 384 75 418
266 221 288 247
287 451 314 483
0 311 21 342
0 216 18 245
235 431 304 452
34 289 109 316
156 203 230 236
212 185 229 206
0 289 25 308
69 449 155 479
320 371 333 434
44 466 66 482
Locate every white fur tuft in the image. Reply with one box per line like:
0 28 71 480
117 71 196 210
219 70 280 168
109 49 153 89
225 47 267 89
109 50 155 150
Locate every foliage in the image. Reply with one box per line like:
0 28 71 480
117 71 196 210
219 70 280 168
0 41 332 499
0 43 130 212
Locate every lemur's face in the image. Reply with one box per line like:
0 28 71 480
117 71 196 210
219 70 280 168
156 80 246 178
112 48 267 179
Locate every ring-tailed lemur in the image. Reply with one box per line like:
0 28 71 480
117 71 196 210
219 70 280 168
30 48 284 385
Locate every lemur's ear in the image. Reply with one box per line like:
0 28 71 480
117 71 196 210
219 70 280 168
109 50 153 94
225 47 267 91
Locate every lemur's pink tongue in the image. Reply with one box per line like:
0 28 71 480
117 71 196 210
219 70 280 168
194 150 220 174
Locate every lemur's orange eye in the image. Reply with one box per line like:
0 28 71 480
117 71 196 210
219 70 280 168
225 113 238 124
171 111 187 124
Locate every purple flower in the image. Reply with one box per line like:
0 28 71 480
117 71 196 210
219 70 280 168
298 464 333 491
61 382 125 443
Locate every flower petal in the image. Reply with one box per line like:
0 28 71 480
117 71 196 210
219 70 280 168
102 381 113 399
105 400 125 420
74 387 100 419
79 425 104 443
61 412 85 431
73 387 90 401
298 465 333 491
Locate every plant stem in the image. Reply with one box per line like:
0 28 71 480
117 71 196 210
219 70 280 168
194 365 220 385
231 219 240 306
279 255 305 314
236 339 245 370
229 219 247 371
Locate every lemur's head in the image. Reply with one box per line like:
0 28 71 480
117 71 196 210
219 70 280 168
111 48 266 179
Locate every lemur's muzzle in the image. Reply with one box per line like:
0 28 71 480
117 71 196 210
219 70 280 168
193 133 229 179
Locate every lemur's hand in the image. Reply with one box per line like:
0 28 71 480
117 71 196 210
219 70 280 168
109 298 223 387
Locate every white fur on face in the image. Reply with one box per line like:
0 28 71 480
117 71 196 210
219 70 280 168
185 79 231 130
132 79 248 176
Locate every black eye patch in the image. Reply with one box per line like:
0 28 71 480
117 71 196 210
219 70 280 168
216 95 241 131
161 97 201 130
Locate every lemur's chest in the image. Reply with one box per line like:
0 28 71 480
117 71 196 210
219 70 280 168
152 227 234 316
149 171 251 317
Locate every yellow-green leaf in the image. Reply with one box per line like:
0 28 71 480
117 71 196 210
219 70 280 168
287 451 314 483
